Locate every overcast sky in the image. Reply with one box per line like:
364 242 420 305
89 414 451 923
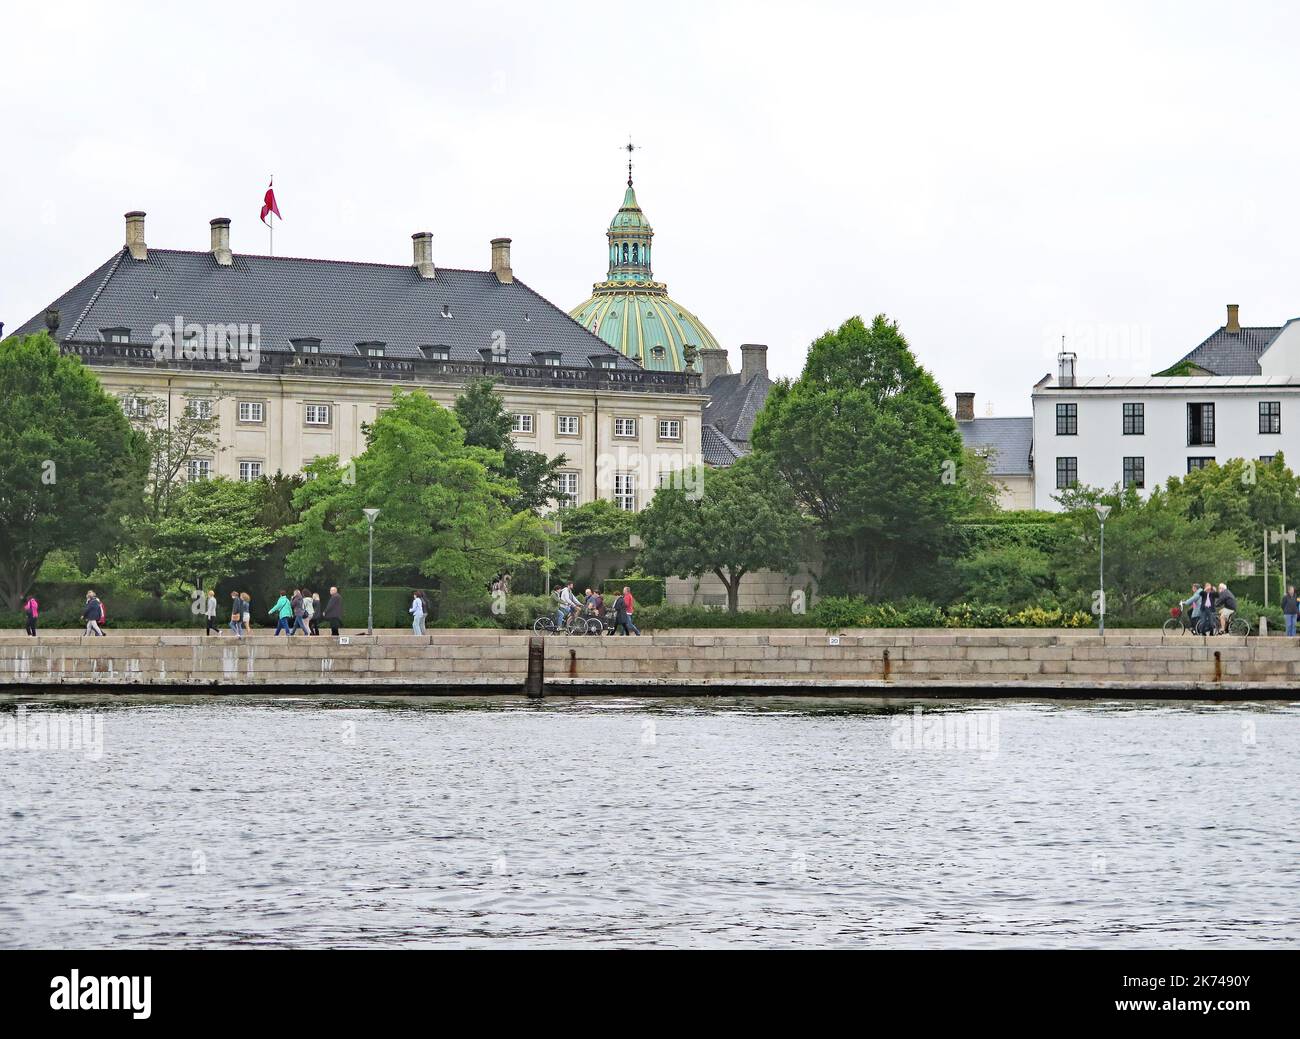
3 0 1297 416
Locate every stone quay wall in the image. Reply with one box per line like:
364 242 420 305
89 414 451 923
0 630 1296 697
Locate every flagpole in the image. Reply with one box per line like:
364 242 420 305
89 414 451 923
269 174 274 256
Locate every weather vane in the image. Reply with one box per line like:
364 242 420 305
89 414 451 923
623 136 638 187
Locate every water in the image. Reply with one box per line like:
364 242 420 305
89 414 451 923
1 695 1296 949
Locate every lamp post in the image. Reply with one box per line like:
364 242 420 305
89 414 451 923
1095 504 1111 636
1270 528 1295 601
363 508 380 635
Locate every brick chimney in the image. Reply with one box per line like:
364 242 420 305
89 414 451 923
697 346 729 387
491 237 513 284
412 232 435 279
740 343 768 383
955 392 975 422
125 211 147 261
210 217 232 266
1226 303 1241 334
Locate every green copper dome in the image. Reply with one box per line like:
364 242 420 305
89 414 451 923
569 175 723 372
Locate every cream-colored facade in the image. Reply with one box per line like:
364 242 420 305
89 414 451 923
100 366 707 510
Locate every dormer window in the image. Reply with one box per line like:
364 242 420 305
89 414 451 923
532 351 562 367
441 304 453 319
422 345 451 362
479 348 508 364
651 345 666 361
590 355 619 370
101 326 131 344
291 337 322 356
357 341 385 358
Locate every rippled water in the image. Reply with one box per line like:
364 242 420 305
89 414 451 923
1 695 1296 948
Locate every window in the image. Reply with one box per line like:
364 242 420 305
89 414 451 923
1187 457 1215 472
187 459 212 481
657 419 681 440
556 415 580 436
185 398 212 420
238 401 264 423
1055 403 1077 436
557 471 580 507
359 342 385 358
614 471 637 511
1122 403 1144 435
1187 403 1215 446
1055 457 1078 489
1259 401 1281 434
239 460 263 482
598 358 618 369
305 404 331 426
1260 455 1276 463
423 345 450 362
511 413 534 435
614 417 637 438
102 327 130 344
1123 456 1144 489
293 338 322 355
533 352 561 367
122 396 149 418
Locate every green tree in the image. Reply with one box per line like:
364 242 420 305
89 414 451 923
288 390 544 615
1054 485 1242 619
454 377 568 513
954 543 1052 607
1165 455 1300 564
0 333 147 607
637 455 805 613
751 315 968 599
555 498 637 587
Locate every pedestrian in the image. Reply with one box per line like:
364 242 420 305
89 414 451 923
205 589 219 635
322 586 343 636
229 591 244 638
410 589 426 635
22 593 39 637
612 589 632 635
290 589 310 635
309 592 322 635
83 590 105 637
269 589 293 635
1284 585 1299 638
622 585 642 636
241 592 252 633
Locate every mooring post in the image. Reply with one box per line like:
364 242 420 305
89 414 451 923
526 636 545 698
882 648 891 682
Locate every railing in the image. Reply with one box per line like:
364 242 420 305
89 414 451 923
59 340 703 394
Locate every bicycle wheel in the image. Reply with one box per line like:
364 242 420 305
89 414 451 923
1162 617 1183 635
532 617 556 635
1229 616 1250 637
585 617 605 636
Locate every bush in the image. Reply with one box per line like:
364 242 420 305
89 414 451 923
634 605 812 630
602 577 665 606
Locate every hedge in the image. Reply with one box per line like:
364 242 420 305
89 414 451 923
602 578 665 605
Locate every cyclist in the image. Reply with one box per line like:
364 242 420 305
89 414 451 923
1179 583 1202 632
1216 582 1238 634
554 581 582 629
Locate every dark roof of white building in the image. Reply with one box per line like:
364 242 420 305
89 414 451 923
957 416 1033 476
1170 325 1282 376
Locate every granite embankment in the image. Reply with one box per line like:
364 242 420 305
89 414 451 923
0 629 1296 697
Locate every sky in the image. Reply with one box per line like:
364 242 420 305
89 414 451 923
2 0 1298 416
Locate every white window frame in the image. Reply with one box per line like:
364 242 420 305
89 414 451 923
556 414 580 437
187 458 212 481
557 471 580 507
614 471 637 511
186 398 213 420
305 403 332 427
657 418 681 441
511 413 535 435
238 460 264 482
238 401 265 424
122 396 149 419
613 417 638 439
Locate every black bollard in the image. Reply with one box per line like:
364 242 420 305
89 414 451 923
526 636 545 698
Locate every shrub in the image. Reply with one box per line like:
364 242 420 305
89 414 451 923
602 577 665 606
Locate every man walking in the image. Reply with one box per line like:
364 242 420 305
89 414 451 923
1283 585 1299 638
205 589 219 635
322 586 343 636
622 585 642 636
410 589 427 635
229 591 244 638
83 591 105 637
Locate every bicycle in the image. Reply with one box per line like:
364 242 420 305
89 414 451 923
1162 605 1250 637
532 610 603 636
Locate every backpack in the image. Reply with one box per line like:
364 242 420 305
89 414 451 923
25 598 38 618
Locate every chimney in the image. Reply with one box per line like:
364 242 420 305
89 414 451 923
1226 303 1241 334
412 232 435 279
955 392 975 422
1058 350 1077 387
697 346 729 388
490 237 513 284
125 210 147 261
210 217 232 266
740 343 768 383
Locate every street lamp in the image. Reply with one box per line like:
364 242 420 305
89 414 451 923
363 508 381 635
1095 504 1111 636
1270 527 1295 602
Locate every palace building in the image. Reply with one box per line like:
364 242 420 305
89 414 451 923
9 211 708 510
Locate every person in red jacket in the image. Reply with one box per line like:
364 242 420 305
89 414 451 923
622 586 641 636
23 594 39 637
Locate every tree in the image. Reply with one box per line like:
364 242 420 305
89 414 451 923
127 385 226 524
954 543 1052 608
554 499 637 586
0 333 147 607
114 478 276 598
637 455 806 613
454 377 568 513
751 315 969 599
288 390 544 615
1165 455 1300 565
1053 484 1242 619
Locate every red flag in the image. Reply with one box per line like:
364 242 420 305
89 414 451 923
260 178 281 225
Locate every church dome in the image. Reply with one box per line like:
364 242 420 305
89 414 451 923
569 173 723 372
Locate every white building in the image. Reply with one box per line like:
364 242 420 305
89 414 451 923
1032 305 1300 510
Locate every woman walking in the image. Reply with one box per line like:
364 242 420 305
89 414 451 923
289 589 310 636
229 591 244 638
410 589 427 635
82 590 105 637
309 592 322 635
205 589 219 635
241 592 253 633
269 590 293 635
22 593 39 637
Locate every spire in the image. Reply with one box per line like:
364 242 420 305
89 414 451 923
624 136 637 187
603 147 656 286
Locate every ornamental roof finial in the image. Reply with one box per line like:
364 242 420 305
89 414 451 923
623 136 637 187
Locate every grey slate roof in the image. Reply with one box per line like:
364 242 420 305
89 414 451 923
1172 325 1281 376
957 416 1033 476
703 370 772 443
701 424 746 466
10 247 641 370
